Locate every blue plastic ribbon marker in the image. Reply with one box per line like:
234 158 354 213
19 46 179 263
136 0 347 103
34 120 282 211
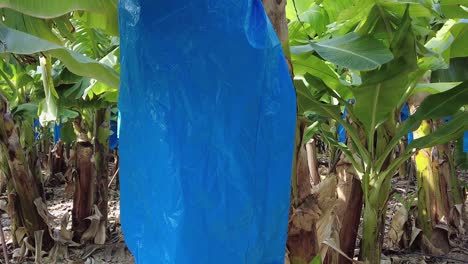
53 123 62 144
118 1 296 263
464 131 468 153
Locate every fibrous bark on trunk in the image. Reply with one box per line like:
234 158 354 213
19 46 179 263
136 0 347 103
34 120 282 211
262 1 320 262
71 117 95 239
335 156 363 264
306 139 320 185
409 92 463 253
93 108 110 244
0 91 52 248
261 0 292 74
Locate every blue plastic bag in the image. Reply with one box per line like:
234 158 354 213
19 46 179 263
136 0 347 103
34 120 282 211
118 1 296 263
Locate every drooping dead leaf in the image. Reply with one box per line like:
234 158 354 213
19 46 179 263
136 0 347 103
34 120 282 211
64 168 77 199
95 221 106 245
81 244 105 259
34 197 56 227
322 238 363 264
60 212 73 242
290 199 321 232
46 243 70 263
421 235 444 256
81 205 103 243
47 243 59 263
287 175 338 263
409 226 422 247
451 204 465 235
284 248 291 264
430 226 450 254
12 242 26 260
315 175 340 262
35 230 44 264
389 205 408 249
0 199 7 212
15 227 27 244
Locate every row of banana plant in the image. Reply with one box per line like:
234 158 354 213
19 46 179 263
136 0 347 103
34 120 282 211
0 0 119 257
0 0 467 263
284 0 467 263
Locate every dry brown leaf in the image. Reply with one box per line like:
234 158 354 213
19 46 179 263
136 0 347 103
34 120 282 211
34 197 56 227
291 207 320 232
35 230 44 264
47 243 59 264
15 227 27 244
0 199 7 212
81 244 105 259
12 243 26 260
81 205 103 243
284 248 291 264
421 235 444 256
389 205 408 249
409 226 422 247
94 221 106 245
322 238 364 264
452 204 465 235
314 175 340 263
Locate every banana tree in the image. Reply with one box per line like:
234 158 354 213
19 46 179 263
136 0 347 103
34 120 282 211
411 56 467 245
288 1 468 262
0 1 119 247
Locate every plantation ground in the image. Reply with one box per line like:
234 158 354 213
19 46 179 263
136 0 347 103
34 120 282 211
0 178 135 263
0 169 466 263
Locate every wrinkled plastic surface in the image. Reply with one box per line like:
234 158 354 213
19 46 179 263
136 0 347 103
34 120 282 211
118 1 296 263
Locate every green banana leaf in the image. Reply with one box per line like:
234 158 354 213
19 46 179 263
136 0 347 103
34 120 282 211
0 25 119 89
0 0 118 35
395 80 468 145
292 53 352 99
411 82 461 95
440 0 468 18
455 135 468 169
309 32 394 71
353 8 417 133
408 112 468 150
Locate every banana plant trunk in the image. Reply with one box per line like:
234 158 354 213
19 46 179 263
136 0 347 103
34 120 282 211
94 108 110 242
360 126 393 263
409 93 463 243
72 117 95 238
333 111 365 264
287 119 320 263
336 158 363 264
261 1 320 263
361 204 383 263
360 173 392 263
71 109 110 242
0 92 52 248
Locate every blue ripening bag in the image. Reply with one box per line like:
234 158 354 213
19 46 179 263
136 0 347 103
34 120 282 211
118 1 296 263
